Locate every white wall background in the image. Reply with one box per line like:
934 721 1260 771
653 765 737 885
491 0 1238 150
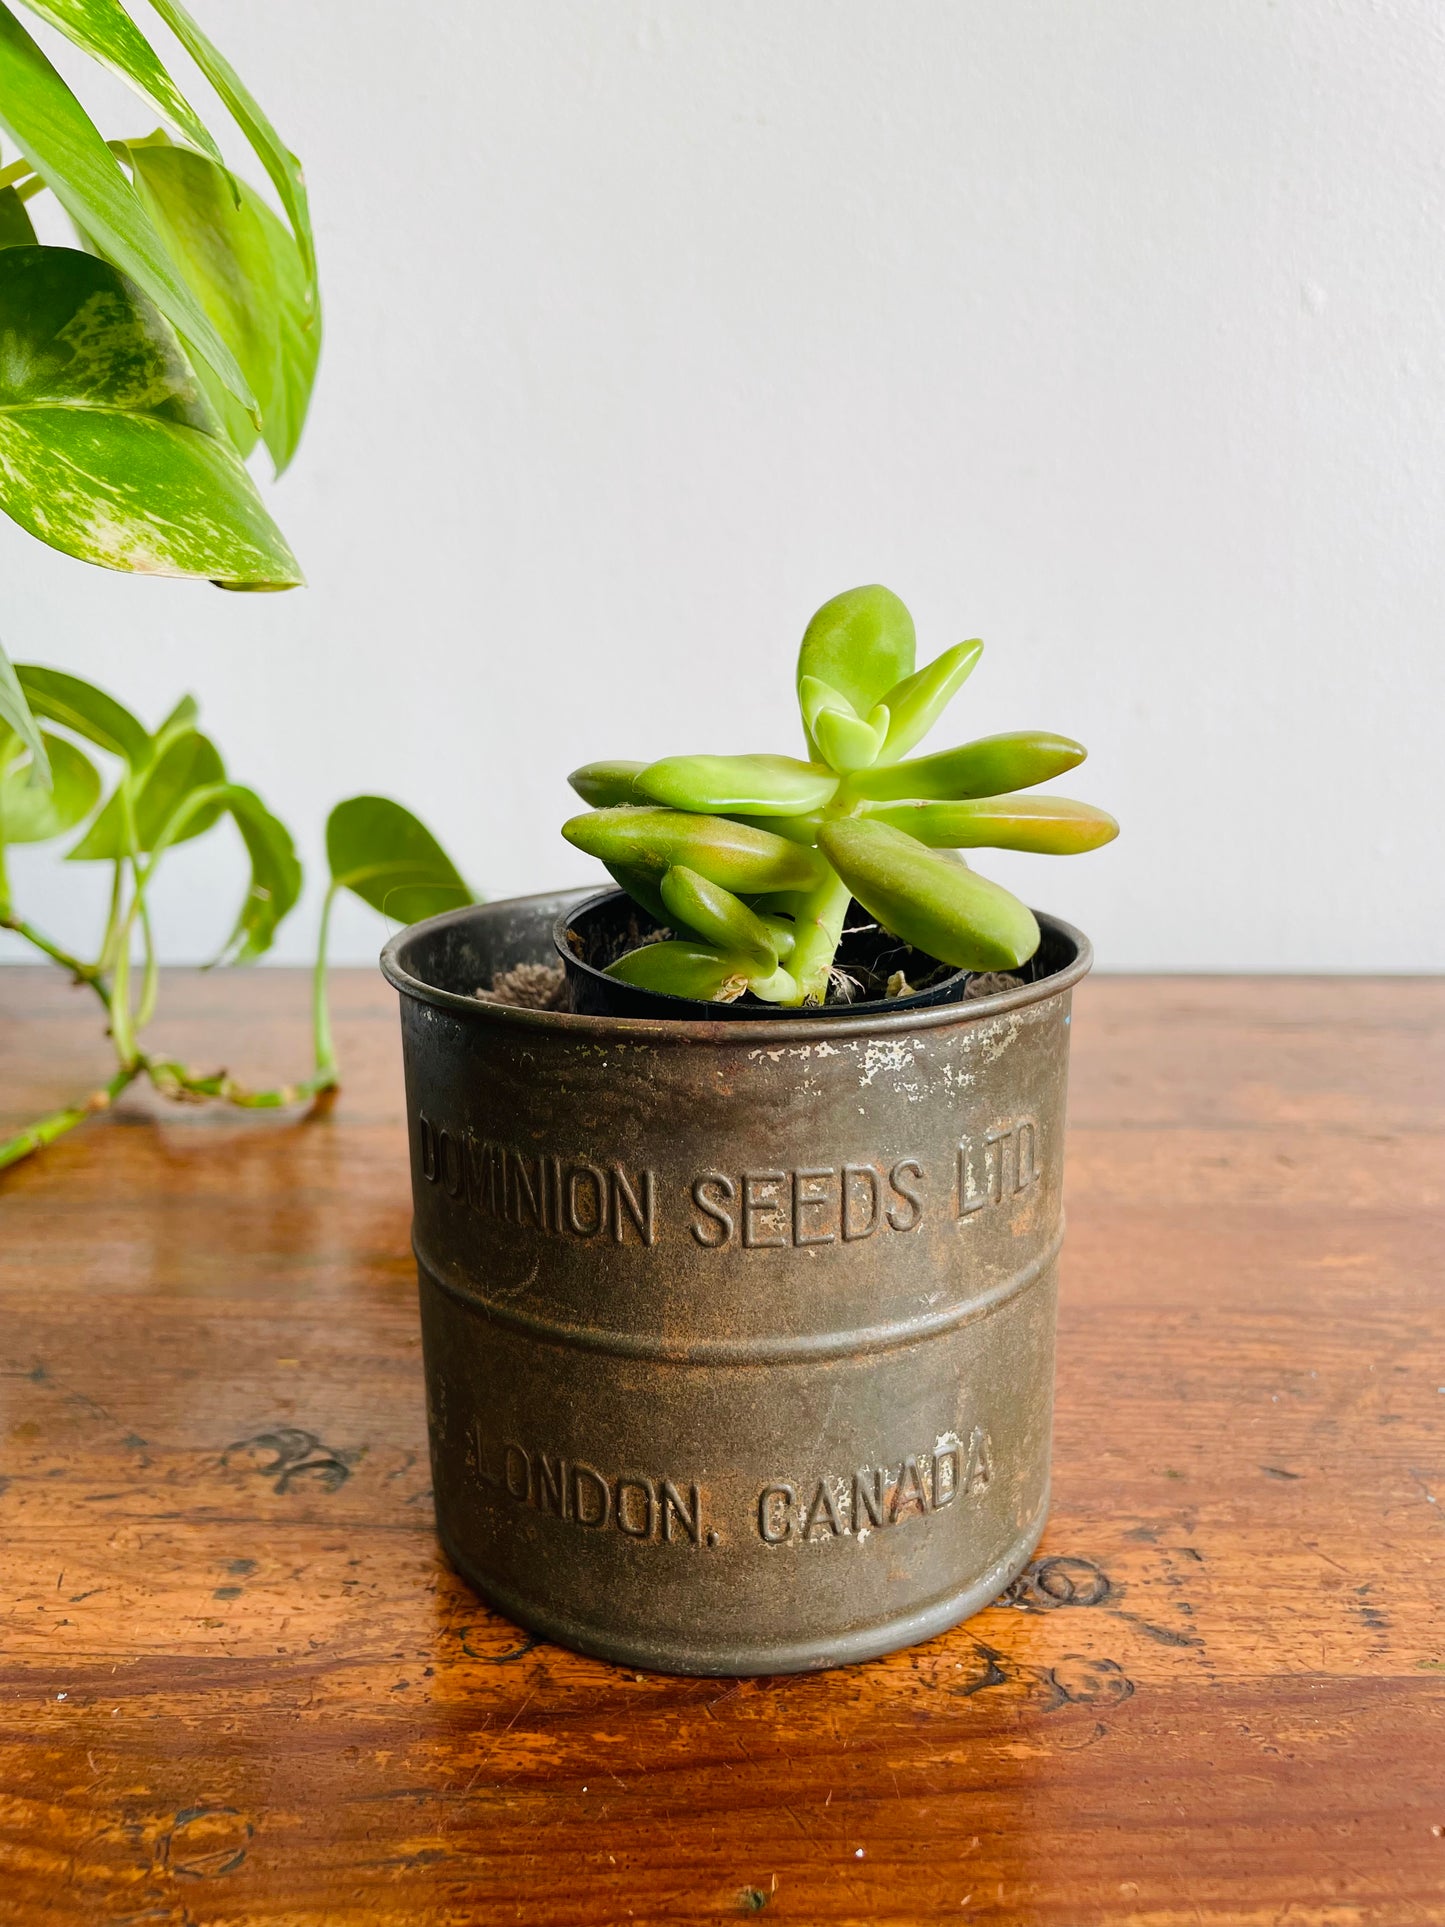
2 0 1442 971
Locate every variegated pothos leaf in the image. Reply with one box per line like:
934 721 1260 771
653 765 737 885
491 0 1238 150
12 0 223 163
123 142 319 473
0 2 255 408
146 0 316 300
0 246 302 585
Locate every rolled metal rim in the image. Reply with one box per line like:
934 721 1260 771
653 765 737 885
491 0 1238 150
380 889 1093 1044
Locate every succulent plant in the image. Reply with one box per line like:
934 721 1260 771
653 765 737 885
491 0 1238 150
563 585 1117 1008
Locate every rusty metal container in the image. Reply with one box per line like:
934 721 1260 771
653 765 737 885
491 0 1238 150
381 889 1091 1676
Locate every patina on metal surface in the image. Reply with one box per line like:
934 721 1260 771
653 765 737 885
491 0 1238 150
381 891 1091 1677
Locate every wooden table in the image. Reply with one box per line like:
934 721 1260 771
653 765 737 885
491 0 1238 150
1 967 1441 1926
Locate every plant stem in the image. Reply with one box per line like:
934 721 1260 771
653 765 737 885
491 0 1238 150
133 864 158 1031
788 872 854 1004
1 803 343 1173
145 1057 336 1109
0 912 113 1012
0 158 32 189
0 1064 140 1173
99 859 125 975
312 882 339 1080
108 783 151 1068
109 917 139 1068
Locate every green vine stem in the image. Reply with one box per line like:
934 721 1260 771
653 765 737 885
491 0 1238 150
1 702 460 1175
0 912 110 1006
311 882 339 1081
0 867 340 1172
0 1065 140 1173
146 1057 337 1110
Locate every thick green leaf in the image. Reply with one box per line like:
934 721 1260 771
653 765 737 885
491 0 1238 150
563 807 826 894
814 701 887 774
605 939 747 1004
877 640 984 761
797 586 915 750
659 865 777 971
635 753 838 816
215 783 300 962
0 634 47 780
797 673 848 738
327 795 473 924
146 0 316 297
819 816 1040 971
726 809 823 847
851 731 1089 803
15 0 222 162
798 673 889 775
0 184 36 246
17 663 150 767
602 859 668 923
756 911 797 960
568 759 646 806
0 727 97 841
865 794 1120 855
0 2 255 409
124 143 318 473
0 246 302 584
68 724 224 857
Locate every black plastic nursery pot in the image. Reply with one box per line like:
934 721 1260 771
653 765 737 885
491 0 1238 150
381 888 1092 1677
556 887 977 1020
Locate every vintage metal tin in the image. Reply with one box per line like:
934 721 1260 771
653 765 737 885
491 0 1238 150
381 890 1091 1676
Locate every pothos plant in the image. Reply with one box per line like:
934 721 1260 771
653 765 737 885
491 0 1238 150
0 0 315 586
563 585 1118 1007
0 660 474 1171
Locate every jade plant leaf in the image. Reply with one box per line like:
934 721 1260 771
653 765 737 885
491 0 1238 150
659 865 777 971
820 816 1041 971
0 185 36 248
327 795 474 924
17 663 150 768
214 783 301 963
14 0 223 163
851 731 1088 803
568 760 646 806
877 639 984 761
865 794 1120 854
0 637 47 781
68 725 225 858
123 142 319 472
563 806 826 894
797 586 915 743
0 727 98 841
813 701 888 774
605 939 748 1003
0 2 255 409
600 859 668 923
0 246 302 585
635 754 838 816
147 0 316 298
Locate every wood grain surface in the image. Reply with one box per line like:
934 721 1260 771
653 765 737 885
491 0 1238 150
1 966 1442 1926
